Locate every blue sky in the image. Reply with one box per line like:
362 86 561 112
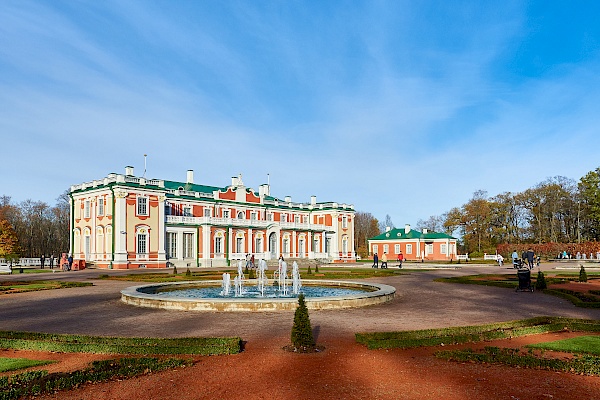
2 1 600 227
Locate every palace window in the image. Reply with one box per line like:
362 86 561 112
137 197 148 216
237 211 244 219
251 212 257 221
342 216 348 229
215 237 222 255
84 200 90 219
204 208 211 217
183 206 191 217
98 198 104 216
184 233 194 258
236 237 244 253
223 210 230 219
167 232 177 258
137 228 149 255
267 213 273 221
280 214 287 222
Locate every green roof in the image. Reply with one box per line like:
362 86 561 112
369 227 455 241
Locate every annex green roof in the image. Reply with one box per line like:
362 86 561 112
369 227 456 241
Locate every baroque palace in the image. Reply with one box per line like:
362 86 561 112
69 166 356 269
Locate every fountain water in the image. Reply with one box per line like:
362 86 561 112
256 259 269 297
220 272 231 296
234 260 245 297
292 261 302 295
277 259 289 296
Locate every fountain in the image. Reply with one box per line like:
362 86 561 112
121 261 396 312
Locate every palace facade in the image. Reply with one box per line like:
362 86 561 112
368 224 458 262
69 167 356 269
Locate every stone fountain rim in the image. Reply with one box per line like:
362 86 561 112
120 279 396 312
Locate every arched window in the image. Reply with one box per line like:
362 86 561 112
136 226 150 255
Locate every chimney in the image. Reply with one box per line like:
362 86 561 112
310 195 317 205
404 224 410 234
186 170 194 184
385 226 391 232
422 228 428 234
125 166 134 176
231 176 239 186
285 196 292 203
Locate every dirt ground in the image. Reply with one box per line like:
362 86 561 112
2 264 600 399
6 331 600 400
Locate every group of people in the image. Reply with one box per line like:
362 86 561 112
40 253 73 271
371 252 404 269
511 249 539 269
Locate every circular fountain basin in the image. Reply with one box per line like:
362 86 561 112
121 279 396 312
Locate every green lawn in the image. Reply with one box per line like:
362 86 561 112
0 281 92 294
529 335 600 355
0 357 55 373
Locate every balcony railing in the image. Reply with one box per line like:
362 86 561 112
166 216 327 231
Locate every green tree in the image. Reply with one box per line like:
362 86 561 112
579 167 600 241
291 294 315 349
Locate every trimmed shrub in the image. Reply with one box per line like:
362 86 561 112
315 265 319 273
307 266 312 275
185 268 191 277
173 266 178 274
580 265 588 283
291 294 315 349
536 270 547 290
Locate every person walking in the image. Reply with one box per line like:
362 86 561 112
40 254 45 269
397 251 404 268
49 254 54 269
526 248 535 269
67 254 73 271
372 253 379 268
381 253 388 269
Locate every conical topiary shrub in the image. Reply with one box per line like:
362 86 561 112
315 264 319 273
185 267 192 277
291 294 315 350
535 270 547 290
307 266 312 275
579 265 588 282
173 265 178 274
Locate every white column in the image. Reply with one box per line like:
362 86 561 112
248 228 253 254
203 225 211 265
113 190 128 263
292 231 297 257
157 196 166 263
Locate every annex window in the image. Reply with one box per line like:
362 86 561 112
383 244 389 254
394 244 400 254
406 244 413 254
167 232 177 259
373 245 378 255
183 233 194 258
98 198 104 216
137 197 148 216
426 244 433 255
441 244 447 254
